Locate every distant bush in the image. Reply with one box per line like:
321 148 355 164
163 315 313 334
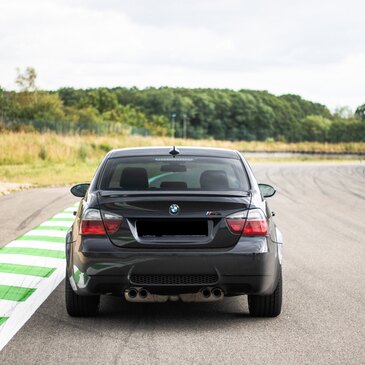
77 144 88 161
299 115 332 142
38 145 47 160
98 142 112 152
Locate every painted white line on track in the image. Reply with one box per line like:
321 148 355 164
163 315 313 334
0 205 75 351
0 262 66 350
39 221 73 228
0 301 18 318
0 273 41 289
64 207 77 212
0 255 66 268
52 213 75 219
24 230 67 238
6 241 65 252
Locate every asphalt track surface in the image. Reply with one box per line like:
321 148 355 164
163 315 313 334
0 163 364 364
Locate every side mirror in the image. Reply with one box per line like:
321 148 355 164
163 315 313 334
258 183 276 198
70 183 90 198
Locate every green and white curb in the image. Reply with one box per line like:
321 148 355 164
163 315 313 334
0 203 78 351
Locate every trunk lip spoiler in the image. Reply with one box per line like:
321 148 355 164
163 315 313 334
98 190 252 198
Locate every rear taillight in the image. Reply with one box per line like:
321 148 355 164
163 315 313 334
102 211 123 234
226 209 268 236
80 209 123 236
80 209 105 235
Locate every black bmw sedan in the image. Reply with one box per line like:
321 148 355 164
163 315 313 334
66 147 283 317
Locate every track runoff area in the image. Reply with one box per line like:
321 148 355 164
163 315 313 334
0 204 78 351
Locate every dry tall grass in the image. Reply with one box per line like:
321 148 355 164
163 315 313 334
0 132 364 185
1 132 364 165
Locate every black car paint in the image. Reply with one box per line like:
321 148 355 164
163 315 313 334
66 147 281 297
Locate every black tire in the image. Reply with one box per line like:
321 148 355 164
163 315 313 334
248 267 282 317
65 273 100 317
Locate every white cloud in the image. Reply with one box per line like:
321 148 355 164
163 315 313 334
0 0 364 109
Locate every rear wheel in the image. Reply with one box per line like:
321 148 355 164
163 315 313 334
65 273 100 317
248 267 282 317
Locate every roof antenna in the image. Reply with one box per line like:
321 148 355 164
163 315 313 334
169 146 180 157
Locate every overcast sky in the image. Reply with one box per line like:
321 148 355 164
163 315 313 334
0 0 364 110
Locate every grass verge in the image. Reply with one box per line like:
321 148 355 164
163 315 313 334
0 132 364 186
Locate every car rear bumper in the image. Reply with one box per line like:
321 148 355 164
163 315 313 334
66 235 282 296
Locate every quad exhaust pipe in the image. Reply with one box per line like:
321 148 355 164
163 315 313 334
125 287 224 303
212 287 223 299
128 288 138 299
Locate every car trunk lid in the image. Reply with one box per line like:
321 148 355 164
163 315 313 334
97 191 251 249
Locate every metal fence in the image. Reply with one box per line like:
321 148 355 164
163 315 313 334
1 118 150 136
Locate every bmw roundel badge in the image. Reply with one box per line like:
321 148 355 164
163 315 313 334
169 204 180 215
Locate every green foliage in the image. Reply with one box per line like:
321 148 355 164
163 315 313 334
79 88 118 113
77 143 88 161
98 143 112 152
299 115 332 142
4 91 65 121
38 145 48 160
328 119 365 142
1 77 365 141
355 104 365 121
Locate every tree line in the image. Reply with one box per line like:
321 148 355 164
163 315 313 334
1 68 364 142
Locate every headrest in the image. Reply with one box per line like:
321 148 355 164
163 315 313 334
120 167 148 189
160 181 187 190
200 170 229 190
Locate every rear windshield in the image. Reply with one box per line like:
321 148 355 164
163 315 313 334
100 156 250 191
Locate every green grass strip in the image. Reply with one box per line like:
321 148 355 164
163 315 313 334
34 226 69 232
17 235 65 243
0 247 65 259
48 217 74 222
0 285 36 302
0 263 56 278
0 317 9 326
